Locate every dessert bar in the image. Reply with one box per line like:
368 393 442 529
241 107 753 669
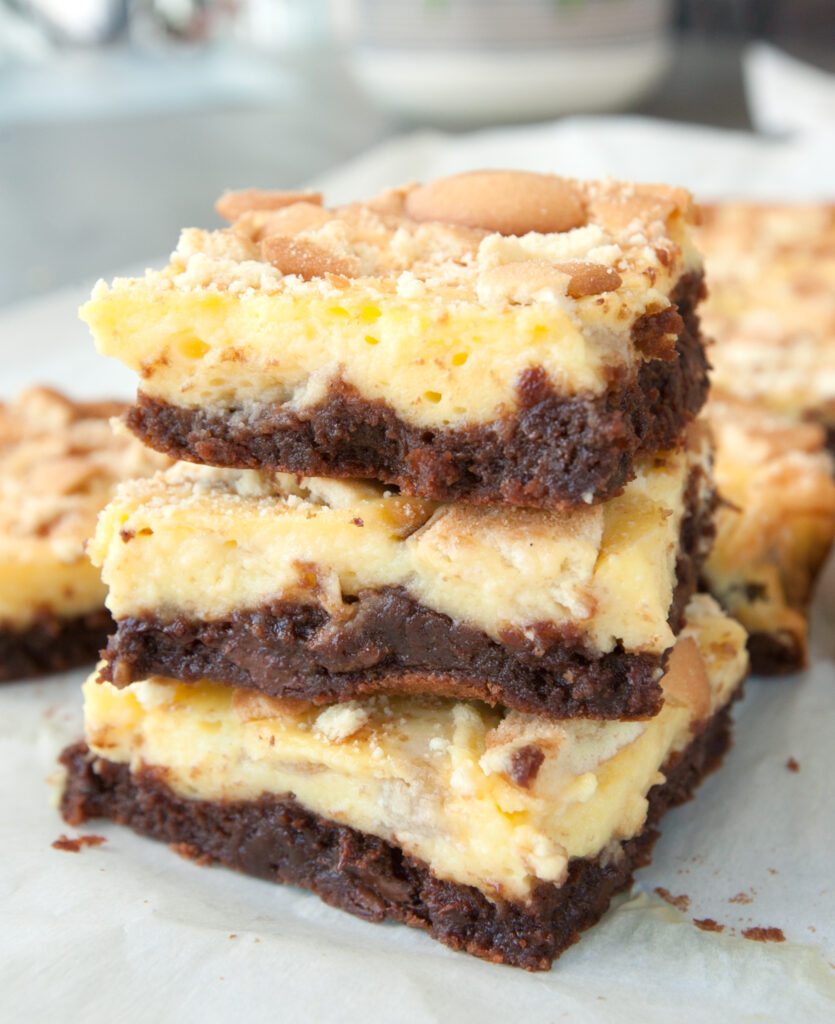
61 595 747 970
0 388 169 681
699 202 835 449
703 393 835 673
82 171 709 507
92 425 714 719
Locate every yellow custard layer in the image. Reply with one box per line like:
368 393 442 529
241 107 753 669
83 595 747 902
90 427 711 656
82 174 701 430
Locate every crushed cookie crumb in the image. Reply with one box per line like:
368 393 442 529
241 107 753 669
52 833 107 853
742 926 785 943
655 887 691 912
693 918 724 933
729 891 754 905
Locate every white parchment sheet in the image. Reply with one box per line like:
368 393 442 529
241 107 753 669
2 105 835 1021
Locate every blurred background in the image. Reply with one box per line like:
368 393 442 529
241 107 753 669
0 0 833 309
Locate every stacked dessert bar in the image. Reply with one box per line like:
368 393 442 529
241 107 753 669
697 204 835 672
61 171 749 970
0 387 169 682
702 392 835 674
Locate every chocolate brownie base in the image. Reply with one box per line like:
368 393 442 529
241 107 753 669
59 695 734 971
100 458 713 720
0 608 112 683
746 631 805 676
102 601 665 718
125 275 707 507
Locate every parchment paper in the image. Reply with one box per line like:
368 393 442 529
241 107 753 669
2 98 835 1022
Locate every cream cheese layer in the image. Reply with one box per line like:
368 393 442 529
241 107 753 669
82 175 701 430
90 428 711 656
82 595 747 902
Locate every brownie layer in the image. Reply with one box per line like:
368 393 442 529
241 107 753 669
0 608 111 683
124 275 706 507
101 596 664 718
59 695 733 971
746 631 805 676
100 460 713 719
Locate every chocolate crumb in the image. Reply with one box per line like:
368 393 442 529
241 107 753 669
742 926 785 943
509 745 545 787
694 918 724 933
785 757 800 773
52 833 106 853
655 887 691 912
730 891 754 905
